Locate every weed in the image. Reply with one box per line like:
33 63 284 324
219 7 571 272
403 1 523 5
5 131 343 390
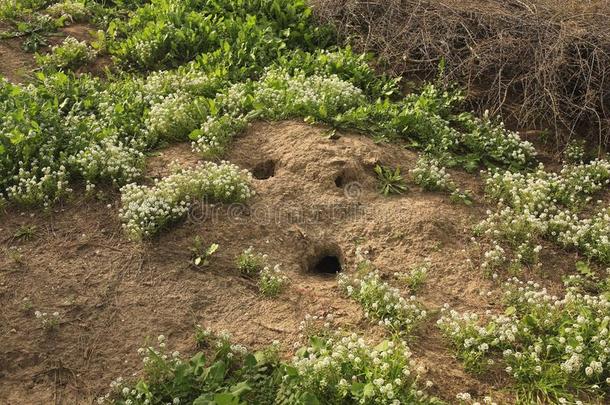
13 224 38 241
189 236 218 267
374 164 408 196
394 259 430 292
236 246 267 277
36 36 96 71
258 264 288 297
438 276 610 403
35 310 60 331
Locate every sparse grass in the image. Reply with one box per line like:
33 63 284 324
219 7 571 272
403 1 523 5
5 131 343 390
13 224 37 241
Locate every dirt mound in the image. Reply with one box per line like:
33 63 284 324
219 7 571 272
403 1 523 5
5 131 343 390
0 121 559 403
311 0 610 150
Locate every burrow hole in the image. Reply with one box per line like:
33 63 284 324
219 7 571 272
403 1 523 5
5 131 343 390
252 159 276 180
308 246 343 275
312 255 342 274
334 167 357 189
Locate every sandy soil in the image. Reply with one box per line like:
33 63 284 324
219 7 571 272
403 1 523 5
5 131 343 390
2 120 591 404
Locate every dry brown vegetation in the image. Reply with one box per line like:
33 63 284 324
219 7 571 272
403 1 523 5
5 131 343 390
311 0 610 150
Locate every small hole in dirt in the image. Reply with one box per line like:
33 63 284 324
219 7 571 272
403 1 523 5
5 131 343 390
311 255 342 275
252 160 275 180
335 175 344 187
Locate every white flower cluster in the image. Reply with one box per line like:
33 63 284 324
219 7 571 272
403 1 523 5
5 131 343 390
119 162 253 240
35 310 61 330
252 68 365 120
438 277 610 399
563 140 586 164
45 1 89 22
236 246 267 276
68 135 144 187
145 92 207 142
461 111 537 168
287 332 433 404
456 392 498 405
411 155 455 192
478 159 610 267
143 67 222 104
551 208 610 264
192 68 365 157
5 163 71 207
338 270 427 335
37 36 96 70
192 114 249 157
258 264 289 297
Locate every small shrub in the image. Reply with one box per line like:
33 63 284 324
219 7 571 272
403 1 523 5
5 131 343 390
338 266 427 335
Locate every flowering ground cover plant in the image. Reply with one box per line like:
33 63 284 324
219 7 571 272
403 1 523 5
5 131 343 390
476 159 610 270
338 250 427 335
102 326 443 405
119 162 253 240
36 36 96 71
438 276 610 403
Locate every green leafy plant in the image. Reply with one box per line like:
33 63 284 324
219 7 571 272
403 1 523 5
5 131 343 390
13 224 38 241
374 164 408 196
190 236 219 267
394 260 430 292
36 36 96 70
258 264 288 297
438 276 610 403
236 246 267 276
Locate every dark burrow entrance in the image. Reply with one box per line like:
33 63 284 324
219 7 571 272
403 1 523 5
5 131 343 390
252 159 275 180
334 175 344 187
310 255 342 275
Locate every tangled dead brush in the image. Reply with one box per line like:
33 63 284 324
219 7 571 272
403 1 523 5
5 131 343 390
311 0 610 150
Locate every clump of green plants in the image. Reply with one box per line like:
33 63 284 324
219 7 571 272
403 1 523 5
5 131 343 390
259 264 289 297
189 236 218 267
119 162 254 240
394 259 431 292
278 332 441 404
476 159 610 269
338 249 427 335
102 323 442 405
35 310 60 331
411 155 472 204
100 330 282 405
236 246 267 276
145 93 210 142
374 164 408 196
13 224 38 241
438 276 610 403
45 0 88 22
36 36 96 70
